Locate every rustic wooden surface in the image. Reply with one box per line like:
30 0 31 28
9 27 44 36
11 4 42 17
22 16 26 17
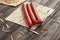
0 0 60 40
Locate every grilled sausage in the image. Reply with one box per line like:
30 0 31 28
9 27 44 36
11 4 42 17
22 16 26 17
22 4 33 28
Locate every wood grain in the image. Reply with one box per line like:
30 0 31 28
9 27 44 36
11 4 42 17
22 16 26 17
0 0 60 40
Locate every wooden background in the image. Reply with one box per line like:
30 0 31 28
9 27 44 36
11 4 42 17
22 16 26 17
0 0 60 40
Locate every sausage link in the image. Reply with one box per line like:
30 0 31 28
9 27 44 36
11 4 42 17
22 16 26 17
22 4 33 28
30 2 43 24
26 3 38 24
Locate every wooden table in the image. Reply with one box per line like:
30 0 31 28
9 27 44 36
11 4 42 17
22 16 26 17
0 0 60 40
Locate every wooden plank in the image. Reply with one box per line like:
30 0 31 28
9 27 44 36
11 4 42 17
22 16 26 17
0 0 60 40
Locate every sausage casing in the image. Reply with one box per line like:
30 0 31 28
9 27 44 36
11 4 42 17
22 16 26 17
30 2 43 24
22 4 33 28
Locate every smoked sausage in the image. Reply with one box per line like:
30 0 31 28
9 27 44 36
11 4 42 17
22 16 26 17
22 4 33 28
30 2 43 24
26 3 39 24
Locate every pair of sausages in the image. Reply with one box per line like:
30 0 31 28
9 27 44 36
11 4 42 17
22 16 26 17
22 2 43 28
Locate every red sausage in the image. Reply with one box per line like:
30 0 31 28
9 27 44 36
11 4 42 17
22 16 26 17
30 2 43 24
26 3 39 24
22 4 33 28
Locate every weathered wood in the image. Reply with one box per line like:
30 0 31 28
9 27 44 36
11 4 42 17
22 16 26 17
0 0 60 40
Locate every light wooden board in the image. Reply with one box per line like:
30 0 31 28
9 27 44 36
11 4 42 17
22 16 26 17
5 2 54 29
